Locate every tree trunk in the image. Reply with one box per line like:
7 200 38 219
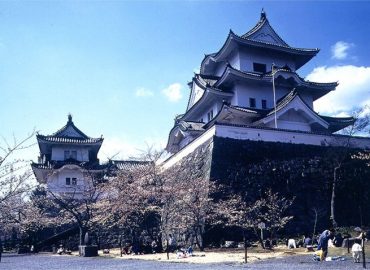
362 234 366 269
197 226 204 251
330 167 339 228
243 230 247 263
258 237 265 249
79 226 87 246
254 228 265 249
166 239 169 260
312 208 318 243
193 225 205 251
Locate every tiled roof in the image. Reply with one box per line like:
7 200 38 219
214 66 337 93
200 11 319 75
321 116 355 124
238 32 319 54
178 121 205 132
37 114 103 144
197 74 220 87
241 9 289 47
31 160 108 171
52 114 89 138
108 160 152 171
37 135 103 144
321 115 355 132
229 105 262 114
266 90 298 117
262 90 354 132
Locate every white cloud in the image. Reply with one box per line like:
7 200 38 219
98 137 142 161
331 41 353 60
162 83 183 102
306 65 370 115
99 136 167 162
135 87 154 97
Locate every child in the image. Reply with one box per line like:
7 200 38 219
352 243 362 263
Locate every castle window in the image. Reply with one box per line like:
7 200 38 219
249 98 256 108
66 177 71 185
72 178 77 185
207 110 214 122
64 150 70 160
262 99 267 109
71 151 77 160
253 63 266 73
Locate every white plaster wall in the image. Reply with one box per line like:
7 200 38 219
299 92 314 108
162 125 370 169
199 104 218 123
215 62 228 77
266 119 311 132
46 165 95 199
228 49 240 70
232 82 287 109
188 83 205 109
161 126 216 170
48 167 83 187
238 47 296 73
52 146 89 161
215 125 370 149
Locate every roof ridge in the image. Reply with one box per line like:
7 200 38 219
48 115 91 139
241 10 289 47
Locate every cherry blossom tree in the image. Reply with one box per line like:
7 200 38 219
219 189 293 262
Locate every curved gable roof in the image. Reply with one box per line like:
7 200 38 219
36 115 103 149
200 12 319 74
242 10 289 47
51 114 89 139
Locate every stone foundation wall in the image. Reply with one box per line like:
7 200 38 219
210 137 370 234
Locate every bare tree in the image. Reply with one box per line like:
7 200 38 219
158 172 216 251
220 189 293 261
310 206 327 242
45 174 108 247
0 131 36 243
0 131 35 204
329 106 370 228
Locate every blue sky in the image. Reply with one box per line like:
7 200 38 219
1 1 370 161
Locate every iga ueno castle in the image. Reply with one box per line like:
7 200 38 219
32 11 370 193
163 11 370 168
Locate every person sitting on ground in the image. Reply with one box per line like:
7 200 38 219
304 236 314 251
304 236 312 247
122 243 132 255
333 233 343 247
187 245 193 256
176 247 187 259
151 240 158 254
297 236 305 248
264 238 272 249
57 245 64 255
287 238 296 249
